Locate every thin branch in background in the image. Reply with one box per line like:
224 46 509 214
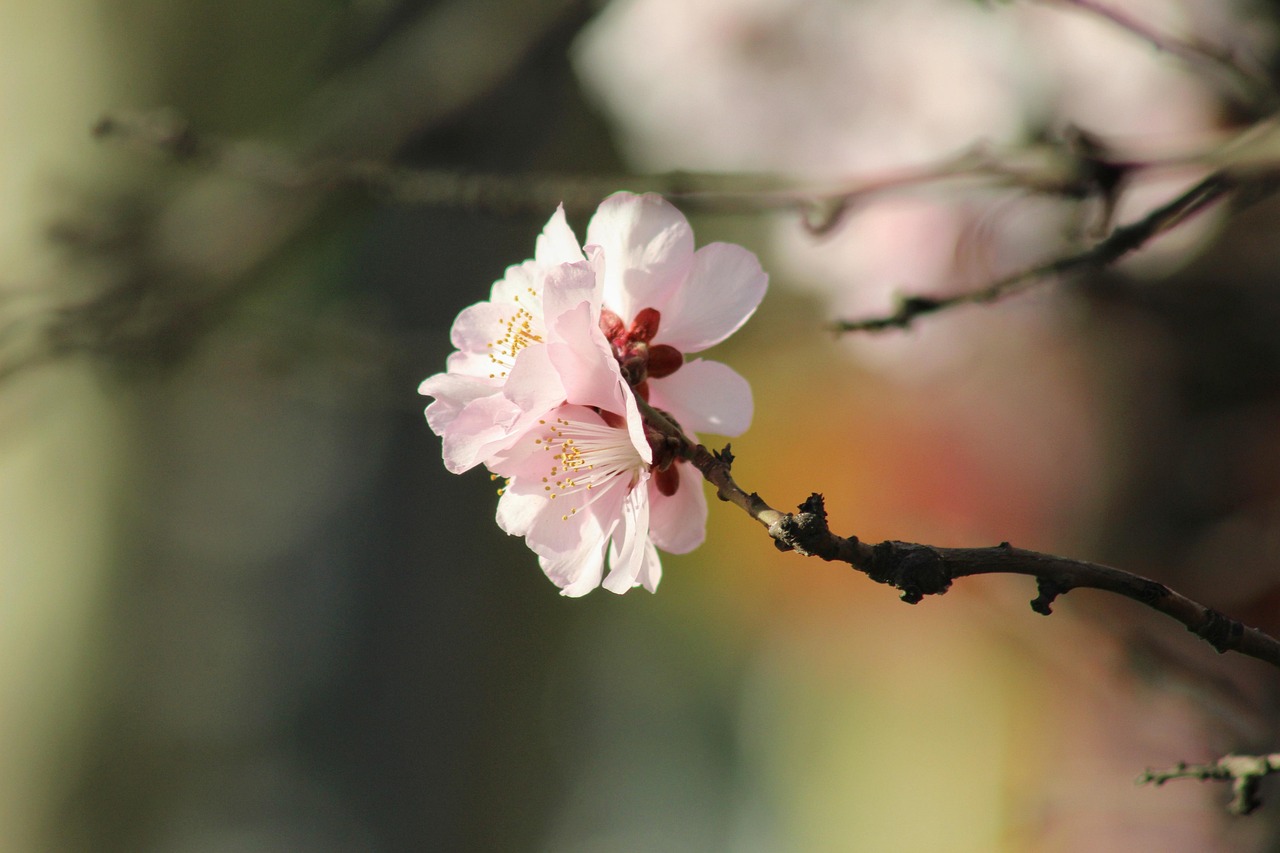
94 113 1280 338
91 111 1169 222
832 170 1260 333
1041 0 1279 110
1139 754 1280 815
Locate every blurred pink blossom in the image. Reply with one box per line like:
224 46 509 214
574 0 1264 371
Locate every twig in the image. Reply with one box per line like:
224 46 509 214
1042 0 1278 110
1139 754 1280 815
834 171 1257 333
92 111 1163 225
633 398 1280 670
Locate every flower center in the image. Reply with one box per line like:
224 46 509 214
485 286 543 379
600 306 683 393
533 413 648 521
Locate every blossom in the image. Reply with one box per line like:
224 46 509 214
487 392 707 597
420 192 767 595
417 211 596 474
533 192 767 439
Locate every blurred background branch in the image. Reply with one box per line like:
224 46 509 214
1039 0 1279 110
1140 753 1280 816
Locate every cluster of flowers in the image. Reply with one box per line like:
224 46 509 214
420 193 767 595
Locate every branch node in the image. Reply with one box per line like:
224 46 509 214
867 542 953 604
1231 774 1263 816
1195 608 1246 655
1030 577 1072 615
768 494 833 557
797 492 826 517
900 295 942 317
1139 754 1280 815
713 443 734 467
800 198 849 236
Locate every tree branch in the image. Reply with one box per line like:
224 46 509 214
1139 754 1280 815
833 170 1260 333
91 111 1172 226
634 398 1280 670
1042 0 1278 110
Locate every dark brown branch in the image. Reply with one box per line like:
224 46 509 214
834 171 1252 333
635 396 1280 670
1139 754 1280 815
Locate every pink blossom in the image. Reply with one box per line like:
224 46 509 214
574 0 1261 378
420 192 767 595
548 191 767 438
488 392 708 596
417 210 594 474
489 294 709 595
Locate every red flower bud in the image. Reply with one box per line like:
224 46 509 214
646 344 683 378
599 307 625 342
655 464 681 497
629 307 661 342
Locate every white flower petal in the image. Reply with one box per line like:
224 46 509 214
585 192 695 321
495 487 546 538
657 242 768 352
418 370 492 407
637 541 662 592
535 204 586 266
489 260 543 307
539 482 628 596
420 374 497 449
648 359 753 437
448 301 506 354
544 538 607 597
603 484 653 593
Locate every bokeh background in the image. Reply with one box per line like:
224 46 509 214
4 0 1280 850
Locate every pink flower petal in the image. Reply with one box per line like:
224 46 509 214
539 261 601 328
603 484 653 592
634 541 662 593
494 486 546 538
422 371 496 417
545 302 645 448
501 337 565 414
655 242 768 352
648 358 753 437
537 481 629 596
585 192 695 322
542 536 607 597
488 259 544 308
448 301 507 355
647 462 707 554
438 394 526 473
